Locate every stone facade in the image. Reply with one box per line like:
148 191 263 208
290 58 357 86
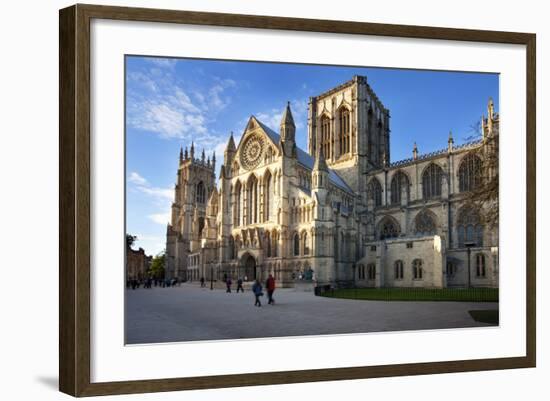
165 75 499 289
126 246 152 280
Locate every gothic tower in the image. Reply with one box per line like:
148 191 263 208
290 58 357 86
307 75 390 194
165 145 216 279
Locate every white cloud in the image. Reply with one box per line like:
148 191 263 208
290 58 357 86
128 171 147 185
128 172 173 223
128 172 172 247
138 186 173 200
145 58 177 70
256 109 284 132
148 212 171 225
254 98 309 132
213 141 228 159
133 234 167 256
127 65 237 142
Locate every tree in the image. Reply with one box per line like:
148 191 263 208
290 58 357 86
126 234 137 249
149 250 166 279
461 113 499 228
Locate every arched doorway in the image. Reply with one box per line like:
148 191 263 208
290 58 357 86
242 253 257 281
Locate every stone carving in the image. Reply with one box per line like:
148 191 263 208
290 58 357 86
240 134 265 170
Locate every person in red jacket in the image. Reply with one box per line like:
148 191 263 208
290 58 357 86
266 274 276 305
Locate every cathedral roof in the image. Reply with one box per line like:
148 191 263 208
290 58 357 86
296 148 352 193
255 119 352 193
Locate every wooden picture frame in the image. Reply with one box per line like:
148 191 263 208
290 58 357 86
59 3 536 397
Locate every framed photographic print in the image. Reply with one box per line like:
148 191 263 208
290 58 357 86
59 4 536 397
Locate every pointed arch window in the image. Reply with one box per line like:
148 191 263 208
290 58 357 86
358 265 365 280
422 163 443 199
446 261 456 277
394 260 404 279
367 263 376 280
379 216 400 240
264 171 273 222
367 178 383 207
196 181 206 204
293 233 300 256
233 181 242 226
413 259 423 280
320 115 331 159
459 153 482 192
246 175 259 225
271 230 278 257
457 207 484 248
390 171 409 205
415 210 437 235
476 253 486 277
302 232 309 255
339 107 351 155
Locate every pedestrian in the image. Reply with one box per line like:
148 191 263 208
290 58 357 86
226 277 232 293
266 274 276 305
236 277 244 293
200 276 205 288
252 279 263 307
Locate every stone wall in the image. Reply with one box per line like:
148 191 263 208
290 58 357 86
357 236 445 288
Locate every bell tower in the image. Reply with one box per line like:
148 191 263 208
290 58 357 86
307 75 390 193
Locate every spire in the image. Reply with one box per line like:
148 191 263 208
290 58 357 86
184 146 188 160
486 97 495 139
227 131 236 151
280 101 296 128
412 142 418 160
190 142 195 159
224 133 236 168
201 148 206 163
448 131 454 153
313 145 328 172
179 146 183 162
313 145 328 191
280 101 296 152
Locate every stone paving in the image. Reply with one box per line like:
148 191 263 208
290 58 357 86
125 283 498 344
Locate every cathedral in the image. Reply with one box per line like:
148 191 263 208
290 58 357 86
165 75 499 289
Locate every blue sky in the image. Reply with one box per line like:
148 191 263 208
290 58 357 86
126 56 499 256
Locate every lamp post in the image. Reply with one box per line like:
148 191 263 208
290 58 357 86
465 242 476 288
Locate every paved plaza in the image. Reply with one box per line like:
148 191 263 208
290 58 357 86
125 284 498 344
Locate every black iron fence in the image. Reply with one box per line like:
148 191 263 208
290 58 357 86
317 286 498 302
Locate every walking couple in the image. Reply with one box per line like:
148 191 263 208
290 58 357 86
252 274 276 307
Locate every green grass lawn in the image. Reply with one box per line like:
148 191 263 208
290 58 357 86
320 287 499 302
